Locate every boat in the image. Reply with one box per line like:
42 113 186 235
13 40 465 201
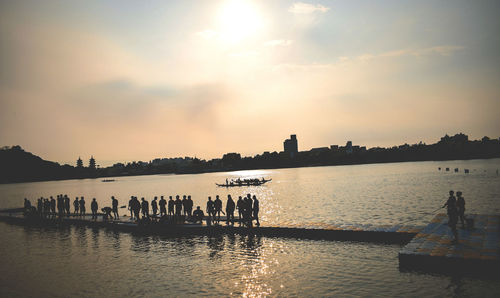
102 179 115 182
216 179 272 187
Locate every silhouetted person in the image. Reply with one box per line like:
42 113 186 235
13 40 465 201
214 195 223 223
152 196 158 217
206 196 215 222
37 198 43 215
226 195 235 225
159 196 167 217
79 197 86 216
456 191 466 228
141 198 149 218
23 198 31 211
168 196 175 216
112 196 119 219
57 195 64 217
182 195 189 216
186 195 193 217
128 196 134 218
101 207 113 221
91 198 98 220
73 197 79 214
44 199 50 218
64 195 70 216
244 194 253 227
252 195 260 226
132 197 141 220
443 190 458 243
237 196 244 225
50 196 56 216
175 195 183 217
193 206 204 224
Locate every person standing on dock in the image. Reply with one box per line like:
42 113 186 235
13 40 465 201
132 197 141 220
237 196 244 225
141 198 149 219
206 196 215 223
244 194 253 227
64 195 70 216
182 195 189 217
128 196 134 218
112 196 119 219
50 197 56 217
186 195 193 217
57 195 64 217
442 190 458 243
226 195 235 225
175 195 183 217
152 197 158 217
456 191 466 228
159 196 167 217
73 197 79 215
252 195 260 227
91 198 98 220
79 197 86 216
214 195 223 223
168 196 174 217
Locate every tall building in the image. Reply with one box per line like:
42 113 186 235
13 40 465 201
284 134 298 158
89 156 96 169
76 157 83 168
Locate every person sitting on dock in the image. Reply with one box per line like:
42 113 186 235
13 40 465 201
226 195 235 225
193 206 204 224
152 197 158 217
112 196 119 219
456 191 466 228
73 197 79 215
168 196 174 216
79 197 86 216
91 198 98 220
101 206 113 221
252 195 260 227
159 196 167 217
214 195 223 223
141 198 149 219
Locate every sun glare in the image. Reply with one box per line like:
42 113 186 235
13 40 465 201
216 0 263 44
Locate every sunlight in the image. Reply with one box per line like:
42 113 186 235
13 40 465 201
216 0 263 44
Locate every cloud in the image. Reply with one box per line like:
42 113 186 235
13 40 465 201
263 39 293 47
196 29 219 40
288 2 330 14
229 51 259 57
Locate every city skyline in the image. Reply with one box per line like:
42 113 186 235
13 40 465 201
1 1 499 166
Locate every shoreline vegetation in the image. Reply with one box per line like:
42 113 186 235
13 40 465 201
1 133 499 184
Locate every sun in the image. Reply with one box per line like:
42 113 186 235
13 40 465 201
216 0 263 44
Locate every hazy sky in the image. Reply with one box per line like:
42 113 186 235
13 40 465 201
1 0 499 166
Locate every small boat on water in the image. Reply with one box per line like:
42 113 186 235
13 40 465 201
216 178 272 187
102 179 115 182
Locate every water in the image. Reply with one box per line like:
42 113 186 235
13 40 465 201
1 159 500 297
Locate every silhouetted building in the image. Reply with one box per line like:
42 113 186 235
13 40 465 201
345 141 353 154
284 134 298 158
89 156 96 169
76 157 83 168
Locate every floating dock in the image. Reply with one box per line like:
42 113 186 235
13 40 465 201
0 210 419 244
399 213 500 274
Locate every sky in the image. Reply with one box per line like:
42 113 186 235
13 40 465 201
1 0 499 166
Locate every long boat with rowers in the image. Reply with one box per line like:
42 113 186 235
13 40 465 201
216 178 272 187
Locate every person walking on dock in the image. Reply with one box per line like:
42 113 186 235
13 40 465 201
226 195 235 225
159 196 167 217
168 196 174 217
73 197 79 215
79 197 86 216
91 198 98 220
252 195 260 227
141 198 149 219
152 197 158 217
456 191 466 228
112 196 119 219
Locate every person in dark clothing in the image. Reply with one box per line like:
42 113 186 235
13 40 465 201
206 197 215 222
128 196 134 218
50 197 56 216
79 197 86 216
73 197 79 214
244 194 253 227
252 195 260 226
132 197 141 220
57 195 64 217
443 190 458 243
151 197 158 217
141 198 149 218
37 198 43 215
237 196 244 225
182 195 188 216
159 196 167 217
111 196 119 219
192 206 205 224
64 195 70 216
456 191 466 228
23 198 31 213
214 195 223 223
168 196 175 216
175 195 183 216
91 198 98 220
226 195 235 225
186 195 193 217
